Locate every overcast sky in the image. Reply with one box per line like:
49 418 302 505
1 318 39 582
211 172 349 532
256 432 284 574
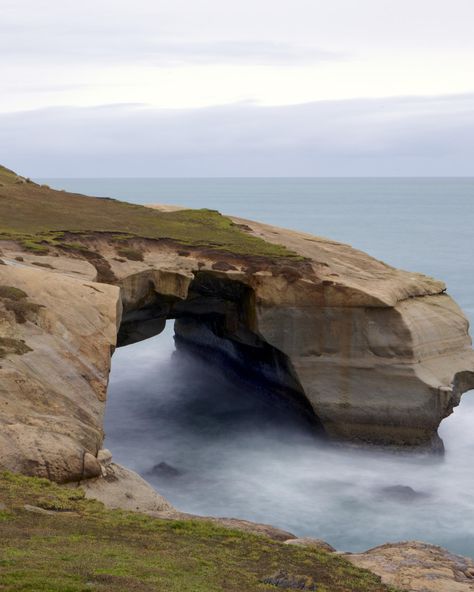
2 0 473 176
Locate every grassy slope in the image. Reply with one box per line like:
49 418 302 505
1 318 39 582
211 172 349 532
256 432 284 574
0 166 296 258
0 472 400 592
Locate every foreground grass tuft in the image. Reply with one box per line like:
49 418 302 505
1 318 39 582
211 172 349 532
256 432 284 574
0 472 400 592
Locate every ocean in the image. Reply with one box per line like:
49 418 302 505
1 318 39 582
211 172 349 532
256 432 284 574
40 177 474 556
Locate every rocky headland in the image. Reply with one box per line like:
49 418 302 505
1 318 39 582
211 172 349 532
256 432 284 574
1 164 474 591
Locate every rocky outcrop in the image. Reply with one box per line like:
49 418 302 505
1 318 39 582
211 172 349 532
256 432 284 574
346 541 474 591
229 217 474 451
1 185 474 590
78 458 174 513
0 264 120 482
116 216 474 451
0 197 474 484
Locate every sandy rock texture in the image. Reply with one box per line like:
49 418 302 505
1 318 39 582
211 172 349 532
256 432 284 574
79 459 173 512
347 541 474 591
230 216 474 450
1 204 474 488
0 265 120 482
1 197 474 588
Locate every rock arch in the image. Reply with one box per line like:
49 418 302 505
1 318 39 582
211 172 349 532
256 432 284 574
117 269 320 426
115 264 474 454
1 216 474 485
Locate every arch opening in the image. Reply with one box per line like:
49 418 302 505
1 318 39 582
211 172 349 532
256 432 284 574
117 271 322 430
106 272 474 556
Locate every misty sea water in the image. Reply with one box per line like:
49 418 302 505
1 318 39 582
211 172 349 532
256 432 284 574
40 177 474 556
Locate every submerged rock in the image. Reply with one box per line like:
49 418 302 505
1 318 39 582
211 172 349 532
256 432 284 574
147 461 182 478
378 485 429 502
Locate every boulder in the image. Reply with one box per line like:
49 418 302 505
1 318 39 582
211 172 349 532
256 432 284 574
377 485 429 502
147 461 182 478
79 462 174 513
347 541 474 591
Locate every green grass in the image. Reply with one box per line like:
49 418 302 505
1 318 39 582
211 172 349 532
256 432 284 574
0 165 19 184
0 472 400 592
0 166 298 259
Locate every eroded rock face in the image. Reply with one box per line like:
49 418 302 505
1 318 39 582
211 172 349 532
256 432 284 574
347 541 474 591
257 292 474 450
1 208 474 484
235 218 474 450
0 265 120 482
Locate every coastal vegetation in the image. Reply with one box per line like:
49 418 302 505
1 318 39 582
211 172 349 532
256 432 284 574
0 471 400 592
0 166 297 259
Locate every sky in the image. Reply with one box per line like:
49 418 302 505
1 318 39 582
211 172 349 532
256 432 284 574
1 0 473 176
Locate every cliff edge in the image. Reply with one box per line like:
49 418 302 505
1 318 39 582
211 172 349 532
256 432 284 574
0 165 473 487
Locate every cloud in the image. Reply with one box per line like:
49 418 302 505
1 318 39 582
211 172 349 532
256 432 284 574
2 0 473 114
1 94 473 177
0 36 343 66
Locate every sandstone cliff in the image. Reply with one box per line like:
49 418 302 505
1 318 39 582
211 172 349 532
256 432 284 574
0 166 474 486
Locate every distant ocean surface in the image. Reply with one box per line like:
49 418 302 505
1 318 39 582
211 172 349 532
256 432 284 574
39 177 474 556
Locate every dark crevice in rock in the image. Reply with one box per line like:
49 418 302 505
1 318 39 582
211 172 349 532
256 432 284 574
117 271 323 431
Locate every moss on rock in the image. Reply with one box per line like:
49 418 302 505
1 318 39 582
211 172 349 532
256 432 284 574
0 286 28 301
0 337 32 358
0 285 43 324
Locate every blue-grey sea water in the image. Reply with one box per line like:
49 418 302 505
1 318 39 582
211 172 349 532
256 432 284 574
40 177 474 556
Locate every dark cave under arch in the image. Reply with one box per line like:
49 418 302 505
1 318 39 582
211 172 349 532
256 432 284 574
116 271 322 430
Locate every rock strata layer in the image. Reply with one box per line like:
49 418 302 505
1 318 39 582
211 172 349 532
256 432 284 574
0 194 474 485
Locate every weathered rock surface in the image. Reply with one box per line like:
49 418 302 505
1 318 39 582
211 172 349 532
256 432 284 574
229 216 474 450
1 196 474 484
1 187 474 588
0 265 120 482
347 541 474 591
79 461 173 513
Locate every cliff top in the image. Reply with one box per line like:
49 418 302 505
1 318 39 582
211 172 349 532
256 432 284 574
0 165 297 259
0 164 445 306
